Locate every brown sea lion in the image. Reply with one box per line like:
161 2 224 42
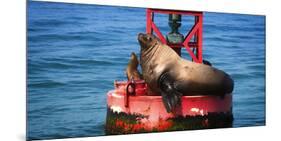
126 52 142 80
137 33 234 112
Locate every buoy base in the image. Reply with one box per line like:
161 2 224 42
105 108 233 135
105 80 233 134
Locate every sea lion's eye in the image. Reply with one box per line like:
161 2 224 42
147 36 152 41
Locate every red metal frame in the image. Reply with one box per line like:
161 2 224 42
146 9 203 63
105 10 234 133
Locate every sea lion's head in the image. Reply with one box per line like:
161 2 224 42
137 33 159 51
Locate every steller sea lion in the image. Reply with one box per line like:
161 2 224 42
126 52 142 80
137 33 234 113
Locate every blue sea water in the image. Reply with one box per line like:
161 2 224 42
27 1 265 140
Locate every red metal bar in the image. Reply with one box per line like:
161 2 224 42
146 9 152 33
183 22 200 45
182 21 200 63
149 9 202 16
194 16 199 60
184 44 199 62
151 22 167 44
167 42 198 48
197 15 203 63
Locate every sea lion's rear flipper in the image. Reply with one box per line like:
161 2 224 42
158 72 182 113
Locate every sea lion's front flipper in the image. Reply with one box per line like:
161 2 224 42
158 72 182 113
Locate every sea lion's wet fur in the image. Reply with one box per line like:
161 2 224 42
138 33 234 113
126 52 142 80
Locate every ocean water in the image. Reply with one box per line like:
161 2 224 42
27 1 265 140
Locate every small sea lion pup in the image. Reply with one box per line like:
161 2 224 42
137 33 234 113
126 52 142 80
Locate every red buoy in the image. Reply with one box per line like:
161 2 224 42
105 9 233 134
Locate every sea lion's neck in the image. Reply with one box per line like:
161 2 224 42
141 42 159 65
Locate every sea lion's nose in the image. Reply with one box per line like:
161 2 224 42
138 33 145 38
138 33 145 41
